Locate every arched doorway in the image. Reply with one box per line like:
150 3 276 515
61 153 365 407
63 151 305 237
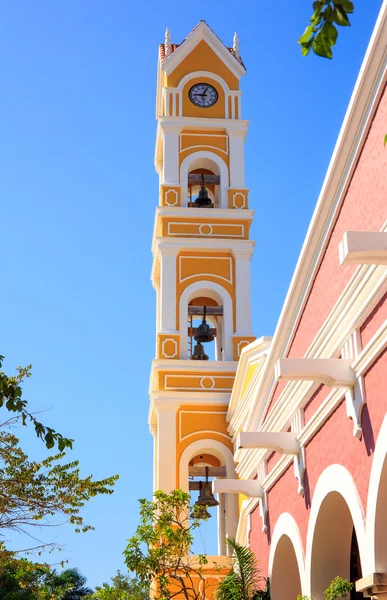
310 492 363 600
271 535 302 600
374 454 387 571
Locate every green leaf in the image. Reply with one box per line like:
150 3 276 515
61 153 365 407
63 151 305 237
324 5 335 23
301 39 314 56
321 22 338 46
334 5 351 26
313 32 333 58
339 0 354 13
298 24 315 45
45 432 55 448
384 134 387 146
313 1 323 11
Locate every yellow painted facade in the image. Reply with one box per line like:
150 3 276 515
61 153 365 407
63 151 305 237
151 22 253 556
165 40 239 90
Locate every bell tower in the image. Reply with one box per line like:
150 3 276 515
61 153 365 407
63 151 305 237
149 22 255 553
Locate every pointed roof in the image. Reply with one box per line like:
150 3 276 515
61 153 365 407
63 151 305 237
159 21 246 75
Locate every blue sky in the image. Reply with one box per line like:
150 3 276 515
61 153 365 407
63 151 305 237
0 0 383 589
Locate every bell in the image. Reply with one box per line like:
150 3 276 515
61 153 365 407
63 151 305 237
195 482 219 508
194 318 214 344
192 342 209 361
190 467 219 520
194 176 213 208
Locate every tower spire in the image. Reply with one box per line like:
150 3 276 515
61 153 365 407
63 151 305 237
165 27 172 58
233 32 240 60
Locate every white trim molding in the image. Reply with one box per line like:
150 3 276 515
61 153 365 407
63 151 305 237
304 465 369 596
237 431 300 453
339 230 387 265
212 478 263 497
268 513 306 595
275 358 356 388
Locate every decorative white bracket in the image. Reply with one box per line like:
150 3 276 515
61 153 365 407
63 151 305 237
258 493 268 533
212 478 263 498
275 358 356 388
342 331 366 439
237 431 300 454
339 231 387 265
238 431 305 496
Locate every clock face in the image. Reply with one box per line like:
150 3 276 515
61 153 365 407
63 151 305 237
189 83 218 108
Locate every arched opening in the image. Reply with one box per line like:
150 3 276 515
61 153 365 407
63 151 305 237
188 297 223 362
310 492 363 600
180 282 233 361
271 535 302 600
180 152 229 209
179 440 238 557
374 454 387 571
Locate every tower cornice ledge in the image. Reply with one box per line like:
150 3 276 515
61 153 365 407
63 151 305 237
158 116 249 132
153 237 255 257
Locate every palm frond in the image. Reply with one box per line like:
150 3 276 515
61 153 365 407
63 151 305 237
214 538 261 600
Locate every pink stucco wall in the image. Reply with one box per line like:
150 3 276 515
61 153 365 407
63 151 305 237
249 83 387 575
264 84 387 421
250 348 387 576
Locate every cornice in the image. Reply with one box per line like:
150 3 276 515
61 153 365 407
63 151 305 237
158 116 249 132
155 206 254 221
152 236 255 258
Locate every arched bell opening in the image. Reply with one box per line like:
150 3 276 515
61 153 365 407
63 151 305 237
180 153 229 208
180 440 238 557
188 297 224 362
188 168 219 208
189 453 228 556
310 492 363 600
271 534 302 600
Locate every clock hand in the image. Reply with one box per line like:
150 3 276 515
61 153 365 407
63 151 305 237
200 86 208 96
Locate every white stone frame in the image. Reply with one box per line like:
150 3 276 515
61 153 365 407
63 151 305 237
268 513 306 595
179 280 234 361
304 464 369 596
366 412 387 573
180 151 229 209
179 438 238 545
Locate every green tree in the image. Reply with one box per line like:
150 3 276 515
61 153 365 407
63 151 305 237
92 571 149 600
0 356 72 452
299 1 355 59
0 550 50 599
124 489 216 600
44 567 93 600
214 538 267 600
0 430 118 552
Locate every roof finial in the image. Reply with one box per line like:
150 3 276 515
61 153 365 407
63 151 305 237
233 32 240 60
165 27 172 58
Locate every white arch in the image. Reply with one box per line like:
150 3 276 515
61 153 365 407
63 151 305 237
304 464 369 596
180 151 229 209
179 280 233 361
176 71 231 119
269 513 306 593
179 438 238 544
366 412 387 572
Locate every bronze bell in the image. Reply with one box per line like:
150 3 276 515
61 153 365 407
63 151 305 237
192 342 209 361
194 175 213 208
195 481 219 508
194 318 214 344
190 467 219 519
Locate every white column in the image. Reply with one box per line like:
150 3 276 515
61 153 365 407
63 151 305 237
227 130 246 188
233 249 253 335
159 246 178 333
157 405 177 492
218 493 227 555
161 123 181 185
225 493 238 542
